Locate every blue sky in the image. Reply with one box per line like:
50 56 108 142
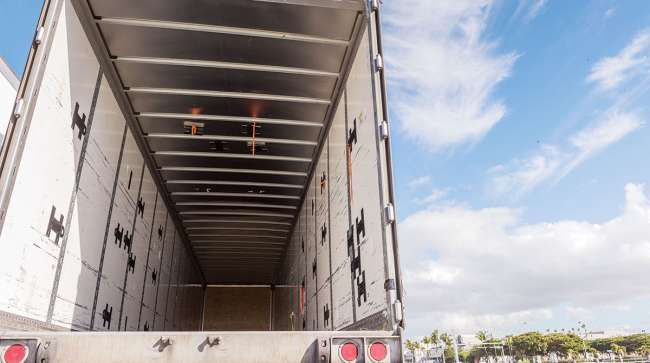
1 0 649 339
383 0 650 338
0 1 42 77
389 1 650 222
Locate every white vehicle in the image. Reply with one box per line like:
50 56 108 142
0 0 404 361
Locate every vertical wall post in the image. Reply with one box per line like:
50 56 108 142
200 286 207 331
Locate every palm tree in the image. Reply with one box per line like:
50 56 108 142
441 333 453 347
476 330 489 342
423 336 432 348
431 330 441 346
406 339 417 354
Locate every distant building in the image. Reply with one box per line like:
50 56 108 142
586 330 639 340
458 334 483 349
0 57 19 142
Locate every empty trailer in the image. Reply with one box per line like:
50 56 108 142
0 0 404 361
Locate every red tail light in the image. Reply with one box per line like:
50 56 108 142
369 341 388 361
2 343 28 363
339 341 359 362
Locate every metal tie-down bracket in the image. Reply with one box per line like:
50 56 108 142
153 337 173 352
46 205 65 245
198 336 222 352
71 102 87 140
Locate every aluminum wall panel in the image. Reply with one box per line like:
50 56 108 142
316 284 332 331
0 2 99 324
327 99 354 330
52 75 125 330
304 176 317 326
315 138 331 290
344 28 388 322
93 186 138 331
138 305 155 331
141 206 167 314
305 294 317 332
165 241 182 329
298 204 307 331
153 269 170 331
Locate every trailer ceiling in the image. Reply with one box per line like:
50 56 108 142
80 0 367 283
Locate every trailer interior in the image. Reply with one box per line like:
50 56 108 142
86 0 366 285
0 0 402 339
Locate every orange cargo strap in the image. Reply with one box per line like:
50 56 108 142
299 286 304 314
251 121 256 157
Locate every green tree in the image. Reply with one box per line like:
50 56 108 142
611 343 626 354
406 339 417 354
637 344 650 358
430 330 441 346
443 345 456 363
611 343 626 362
511 332 547 358
459 350 471 363
476 330 489 342
590 334 650 355
546 333 584 358
619 334 650 353
422 336 432 347
441 333 453 347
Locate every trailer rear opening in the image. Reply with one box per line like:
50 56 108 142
0 0 403 361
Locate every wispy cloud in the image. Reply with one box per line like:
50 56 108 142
407 176 432 189
489 110 642 197
513 0 548 22
561 110 642 179
414 188 450 205
489 27 650 199
588 28 650 91
383 0 517 151
604 8 616 19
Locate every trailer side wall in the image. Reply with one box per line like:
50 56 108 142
275 23 399 332
0 1 202 332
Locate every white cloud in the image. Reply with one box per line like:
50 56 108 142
588 28 650 91
383 0 517 151
527 0 548 19
604 8 616 19
414 189 449 205
514 0 548 22
489 110 642 198
561 110 642 179
399 183 650 336
408 176 432 189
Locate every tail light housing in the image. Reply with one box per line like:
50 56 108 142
333 338 395 362
339 341 359 362
2 343 28 363
368 341 390 362
0 339 42 363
